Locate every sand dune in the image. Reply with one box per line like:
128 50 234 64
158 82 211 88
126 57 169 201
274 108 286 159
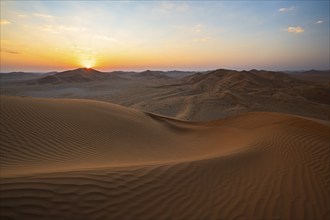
30 68 124 85
0 96 329 219
290 70 330 83
134 70 172 79
1 69 329 121
145 69 330 120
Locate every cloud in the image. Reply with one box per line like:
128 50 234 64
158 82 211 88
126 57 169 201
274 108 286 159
32 13 54 19
0 49 20 54
39 24 87 34
193 37 210 43
39 25 59 34
59 25 85 31
287 26 304 33
16 14 27 18
175 3 189 12
0 19 10 25
193 24 203 33
173 24 205 35
160 2 175 10
316 20 323 24
279 6 294 12
94 35 118 42
157 2 189 13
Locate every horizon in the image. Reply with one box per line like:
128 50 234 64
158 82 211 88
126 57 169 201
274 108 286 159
1 66 329 74
1 1 329 72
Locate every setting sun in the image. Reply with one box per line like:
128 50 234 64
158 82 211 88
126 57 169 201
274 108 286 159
80 59 95 69
1 1 329 72
0 1 329 219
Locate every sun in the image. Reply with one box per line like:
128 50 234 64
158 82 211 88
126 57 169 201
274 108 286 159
80 58 96 69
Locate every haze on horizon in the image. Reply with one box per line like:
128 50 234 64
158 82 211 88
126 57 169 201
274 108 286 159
0 0 329 72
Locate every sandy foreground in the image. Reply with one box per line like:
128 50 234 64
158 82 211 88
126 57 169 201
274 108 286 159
0 96 329 219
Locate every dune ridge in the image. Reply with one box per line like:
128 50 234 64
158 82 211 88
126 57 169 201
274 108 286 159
2 69 329 121
0 96 329 219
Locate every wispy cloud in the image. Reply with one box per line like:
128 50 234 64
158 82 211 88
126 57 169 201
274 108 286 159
193 37 210 43
17 14 28 18
32 13 54 19
0 19 10 25
174 3 189 12
193 24 203 33
316 20 323 24
154 1 189 14
39 24 87 34
0 49 20 54
94 35 118 42
173 23 206 35
39 25 59 34
279 6 294 12
60 25 85 31
162 2 189 12
287 26 304 33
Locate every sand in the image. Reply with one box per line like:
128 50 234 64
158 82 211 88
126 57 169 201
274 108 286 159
1 95 329 219
1 69 329 121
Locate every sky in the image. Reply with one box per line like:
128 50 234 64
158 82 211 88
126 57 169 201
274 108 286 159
0 1 329 72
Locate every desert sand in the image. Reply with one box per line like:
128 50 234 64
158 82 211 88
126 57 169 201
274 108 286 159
1 69 329 121
1 95 329 219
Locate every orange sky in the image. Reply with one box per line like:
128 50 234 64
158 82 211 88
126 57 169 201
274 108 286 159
1 1 329 72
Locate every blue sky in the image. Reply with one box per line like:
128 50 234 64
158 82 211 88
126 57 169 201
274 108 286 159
0 1 329 71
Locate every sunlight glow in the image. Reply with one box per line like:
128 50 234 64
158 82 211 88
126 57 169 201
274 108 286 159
0 1 329 71
81 59 95 69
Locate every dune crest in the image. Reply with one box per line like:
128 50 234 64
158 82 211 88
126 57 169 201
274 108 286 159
0 96 329 219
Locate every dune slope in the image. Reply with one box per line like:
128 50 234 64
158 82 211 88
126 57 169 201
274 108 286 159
0 96 329 219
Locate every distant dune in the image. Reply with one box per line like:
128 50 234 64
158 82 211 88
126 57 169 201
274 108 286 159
29 68 125 84
1 68 329 121
290 69 330 83
1 96 329 219
133 70 173 79
0 72 39 81
133 69 330 120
